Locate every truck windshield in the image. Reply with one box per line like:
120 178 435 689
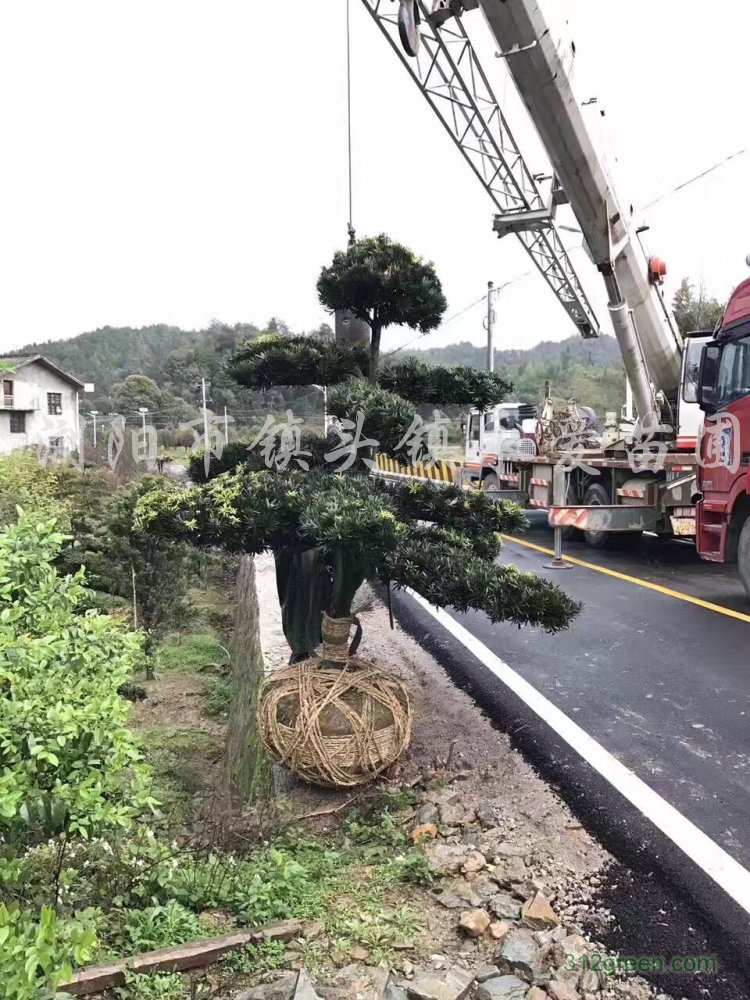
717 334 750 408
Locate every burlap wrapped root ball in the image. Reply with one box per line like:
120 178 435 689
258 658 412 788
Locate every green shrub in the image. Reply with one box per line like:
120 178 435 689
164 847 313 925
0 453 71 530
0 903 99 1000
0 516 156 842
107 900 203 955
386 851 435 886
116 970 186 1000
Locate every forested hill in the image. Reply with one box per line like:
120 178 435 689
16 321 626 420
19 322 261 402
11 278 721 424
406 335 626 414
406 333 622 369
15 320 293 423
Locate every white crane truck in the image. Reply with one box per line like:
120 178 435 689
365 0 712 548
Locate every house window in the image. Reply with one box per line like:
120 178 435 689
2 379 12 408
9 412 25 434
47 392 62 415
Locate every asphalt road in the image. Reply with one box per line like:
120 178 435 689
392 515 750 995
497 518 750 871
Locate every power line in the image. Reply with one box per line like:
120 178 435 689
346 0 354 237
382 295 486 360
639 148 747 212
383 270 533 360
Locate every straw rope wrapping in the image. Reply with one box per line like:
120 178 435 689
258 657 412 788
320 612 362 662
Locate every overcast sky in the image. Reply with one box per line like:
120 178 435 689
1 1 748 356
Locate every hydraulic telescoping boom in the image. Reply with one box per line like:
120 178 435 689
363 0 687 433
475 0 684 429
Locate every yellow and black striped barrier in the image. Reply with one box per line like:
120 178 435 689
375 453 458 483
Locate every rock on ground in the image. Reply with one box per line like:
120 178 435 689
521 891 560 930
488 893 522 921
404 968 474 1000
458 908 491 937
236 973 298 1000
494 928 548 983
547 979 580 1000
475 975 528 1000
294 969 322 1000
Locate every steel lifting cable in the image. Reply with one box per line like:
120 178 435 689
346 0 355 244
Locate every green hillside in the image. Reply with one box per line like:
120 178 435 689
7 276 722 429
15 321 626 425
405 335 626 415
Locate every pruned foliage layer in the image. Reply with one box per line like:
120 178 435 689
137 470 581 633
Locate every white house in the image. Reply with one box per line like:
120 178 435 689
0 355 87 457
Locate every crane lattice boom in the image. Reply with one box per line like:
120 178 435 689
360 0 601 339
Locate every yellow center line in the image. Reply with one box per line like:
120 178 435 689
501 534 750 625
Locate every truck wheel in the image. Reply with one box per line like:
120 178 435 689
482 471 501 495
738 518 750 600
582 483 612 548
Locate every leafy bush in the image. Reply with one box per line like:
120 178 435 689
107 900 202 955
101 477 196 639
0 453 72 530
386 851 435 886
165 847 313 926
0 516 155 842
0 903 99 1000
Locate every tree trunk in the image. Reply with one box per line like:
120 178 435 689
369 321 382 378
225 555 272 804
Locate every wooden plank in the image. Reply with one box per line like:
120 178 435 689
59 919 306 995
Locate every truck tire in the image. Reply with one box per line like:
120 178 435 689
582 483 644 549
582 483 612 548
482 471 501 495
738 518 750 600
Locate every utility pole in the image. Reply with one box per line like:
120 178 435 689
223 405 229 443
89 410 99 447
313 385 329 434
201 379 211 472
485 281 496 372
138 407 148 437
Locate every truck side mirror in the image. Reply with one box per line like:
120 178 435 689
698 343 721 414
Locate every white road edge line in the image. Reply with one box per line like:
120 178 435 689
406 589 750 917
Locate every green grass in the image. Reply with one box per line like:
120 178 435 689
205 676 231 718
138 727 223 815
156 631 229 674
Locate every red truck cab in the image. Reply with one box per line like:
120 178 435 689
696 277 750 596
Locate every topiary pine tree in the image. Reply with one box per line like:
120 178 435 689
137 234 580 661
